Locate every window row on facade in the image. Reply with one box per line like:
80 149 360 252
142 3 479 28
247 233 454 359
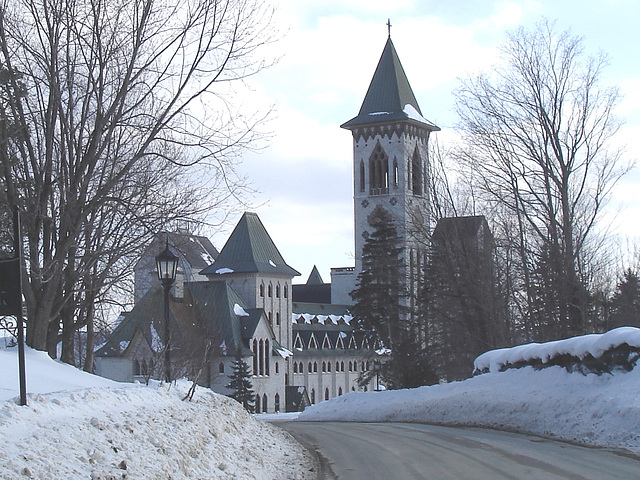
358 142 424 196
258 282 288 299
292 360 372 374
255 392 280 413
252 339 270 376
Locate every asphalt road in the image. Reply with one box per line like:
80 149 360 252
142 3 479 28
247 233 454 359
278 422 640 480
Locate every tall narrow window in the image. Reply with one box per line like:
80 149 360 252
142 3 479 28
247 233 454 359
325 388 329 401
262 394 267 413
265 340 270 376
412 147 422 195
369 142 389 195
259 340 264 376
276 312 280 326
255 395 261 412
360 160 365 192
275 393 280 413
393 158 398 188
252 340 258 375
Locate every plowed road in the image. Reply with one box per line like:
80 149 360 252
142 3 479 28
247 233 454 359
279 422 640 480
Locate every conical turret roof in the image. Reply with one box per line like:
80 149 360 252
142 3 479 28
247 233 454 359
341 37 439 131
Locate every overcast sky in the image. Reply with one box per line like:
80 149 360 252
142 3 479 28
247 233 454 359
207 0 640 283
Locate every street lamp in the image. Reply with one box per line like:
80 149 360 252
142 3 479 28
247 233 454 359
156 240 178 383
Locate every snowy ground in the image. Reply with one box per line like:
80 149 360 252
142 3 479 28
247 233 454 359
299 327 640 455
0 347 314 480
3 329 640 479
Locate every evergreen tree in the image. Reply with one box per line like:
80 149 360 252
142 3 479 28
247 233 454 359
609 269 640 329
350 206 436 388
226 352 255 413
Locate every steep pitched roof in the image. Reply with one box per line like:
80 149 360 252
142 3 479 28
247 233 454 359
306 265 324 285
341 37 439 131
200 212 300 277
96 281 255 359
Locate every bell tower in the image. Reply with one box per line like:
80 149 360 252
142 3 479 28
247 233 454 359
339 34 439 310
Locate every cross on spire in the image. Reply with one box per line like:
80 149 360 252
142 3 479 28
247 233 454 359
387 18 392 37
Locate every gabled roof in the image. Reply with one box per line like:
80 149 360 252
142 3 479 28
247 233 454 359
96 281 257 359
341 37 439 131
200 212 300 277
136 232 218 272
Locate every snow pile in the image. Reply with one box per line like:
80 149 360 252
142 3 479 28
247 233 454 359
299 328 640 454
0 348 313 479
474 327 640 373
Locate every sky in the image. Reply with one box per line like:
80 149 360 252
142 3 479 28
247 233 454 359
208 0 640 283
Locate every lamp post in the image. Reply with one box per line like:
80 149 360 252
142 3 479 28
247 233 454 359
156 240 178 383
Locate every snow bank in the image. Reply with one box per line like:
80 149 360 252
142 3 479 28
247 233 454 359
299 329 640 455
474 327 640 373
0 347 314 479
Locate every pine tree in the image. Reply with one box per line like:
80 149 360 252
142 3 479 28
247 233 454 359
609 269 640 329
226 352 255 413
350 206 436 388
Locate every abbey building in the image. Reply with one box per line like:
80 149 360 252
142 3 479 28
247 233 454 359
95 34 488 410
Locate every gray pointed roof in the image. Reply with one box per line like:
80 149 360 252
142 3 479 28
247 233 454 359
341 37 439 131
306 265 324 285
201 212 300 277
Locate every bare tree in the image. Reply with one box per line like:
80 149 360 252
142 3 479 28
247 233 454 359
454 19 630 340
0 0 275 353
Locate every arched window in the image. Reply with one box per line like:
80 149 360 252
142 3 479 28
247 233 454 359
327 362 331 372
275 393 280 413
412 147 422 195
361 361 365 372
262 394 268 413
252 340 258 375
299 362 303 372
259 340 264 376
338 387 343 396
322 362 326 372
265 340 270 376
313 362 318 373
218 362 225 374
268 312 272 325
268 284 272 297
341 361 345 372
348 361 353 372
255 394 261 413
335 361 340 372
284 285 288 298
393 158 399 188
259 284 264 297
293 362 298 373
360 160 365 192
325 388 329 401
276 285 280 298
276 312 280 326
311 389 315 404
369 142 389 195
308 362 313 373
